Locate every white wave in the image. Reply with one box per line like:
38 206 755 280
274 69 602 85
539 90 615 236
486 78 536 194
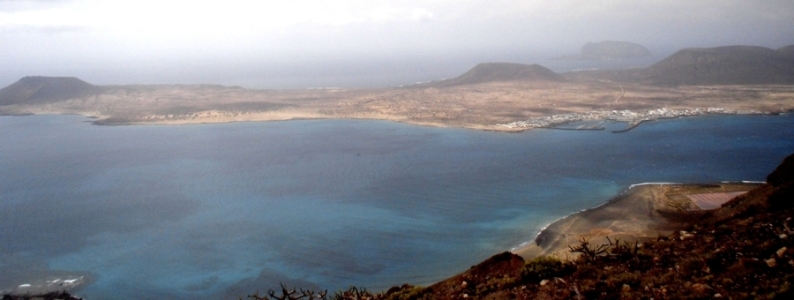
742 180 766 184
627 182 680 189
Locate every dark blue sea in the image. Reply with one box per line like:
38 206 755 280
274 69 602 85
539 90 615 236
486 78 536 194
1 114 793 299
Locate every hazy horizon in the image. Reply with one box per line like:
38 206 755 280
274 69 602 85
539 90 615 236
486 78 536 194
2 0 793 89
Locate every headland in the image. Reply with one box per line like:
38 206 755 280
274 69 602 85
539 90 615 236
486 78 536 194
513 182 761 260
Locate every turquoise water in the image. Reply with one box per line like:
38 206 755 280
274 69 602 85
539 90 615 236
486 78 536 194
1 114 793 299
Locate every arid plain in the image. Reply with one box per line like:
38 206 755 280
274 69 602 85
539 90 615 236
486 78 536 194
2 79 793 132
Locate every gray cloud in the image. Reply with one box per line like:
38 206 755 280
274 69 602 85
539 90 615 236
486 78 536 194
0 0 75 12
1 0 793 89
1 24 89 34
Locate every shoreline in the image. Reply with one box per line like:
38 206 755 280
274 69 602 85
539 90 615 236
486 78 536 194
511 181 762 260
500 107 777 132
86 109 787 133
2 80 792 135
0 272 92 297
2 108 786 134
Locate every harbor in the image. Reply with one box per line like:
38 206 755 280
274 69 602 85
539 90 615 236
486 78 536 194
500 107 768 131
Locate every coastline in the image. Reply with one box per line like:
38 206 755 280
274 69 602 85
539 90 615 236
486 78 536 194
2 108 785 134
2 80 793 133
511 181 761 260
499 107 775 132
83 108 794 134
0 272 91 297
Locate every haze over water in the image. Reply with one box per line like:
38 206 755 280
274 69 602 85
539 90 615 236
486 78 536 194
1 114 793 299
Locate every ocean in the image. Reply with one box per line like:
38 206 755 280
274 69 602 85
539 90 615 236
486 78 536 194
1 114 793 299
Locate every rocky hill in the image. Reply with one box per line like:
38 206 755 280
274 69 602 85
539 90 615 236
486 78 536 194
429 63 563 87
0 76 98 106
634 45 794 85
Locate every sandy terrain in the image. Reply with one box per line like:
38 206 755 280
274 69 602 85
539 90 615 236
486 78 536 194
513 183 759 260
2 80 793 131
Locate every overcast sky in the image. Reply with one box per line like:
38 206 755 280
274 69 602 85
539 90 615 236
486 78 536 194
2 0 793 88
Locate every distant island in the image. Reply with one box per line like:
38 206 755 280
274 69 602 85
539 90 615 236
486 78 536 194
1 44 793 132
557 40 652 60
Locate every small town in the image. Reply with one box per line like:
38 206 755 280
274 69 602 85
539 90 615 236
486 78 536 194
500 107 766 130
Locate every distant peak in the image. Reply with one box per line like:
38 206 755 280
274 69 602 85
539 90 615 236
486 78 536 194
17 75 92 84
0 76 97 106
432 62 562 87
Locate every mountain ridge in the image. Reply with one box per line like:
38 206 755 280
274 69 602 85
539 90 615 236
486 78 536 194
4 44 794 97
633 45 794 85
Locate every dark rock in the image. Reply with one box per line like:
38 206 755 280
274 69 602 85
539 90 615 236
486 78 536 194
2 292 81 300
767 154 794 186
